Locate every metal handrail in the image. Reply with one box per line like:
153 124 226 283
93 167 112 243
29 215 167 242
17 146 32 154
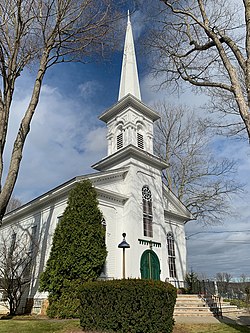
200 280 223 318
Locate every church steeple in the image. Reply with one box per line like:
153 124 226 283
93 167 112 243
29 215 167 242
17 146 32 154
93 11 164 172
118 11 141 101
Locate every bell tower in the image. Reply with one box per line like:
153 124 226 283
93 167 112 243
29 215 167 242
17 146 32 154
92 12 166 172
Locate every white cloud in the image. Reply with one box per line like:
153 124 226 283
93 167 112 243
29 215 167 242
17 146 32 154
130 10 147 41
78 80 102 100
84 127 107 154
6 78 106 203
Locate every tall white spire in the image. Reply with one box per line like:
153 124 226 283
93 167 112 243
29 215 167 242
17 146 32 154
118 11 141 101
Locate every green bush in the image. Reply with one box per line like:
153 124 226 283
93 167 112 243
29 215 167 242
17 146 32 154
228 299 248 308
79 279 177 333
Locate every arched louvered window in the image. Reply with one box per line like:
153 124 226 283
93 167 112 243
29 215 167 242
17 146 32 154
137 133 144 149
142 185 153 237
137 124 144 149
116 125 123 150
167 232 177 278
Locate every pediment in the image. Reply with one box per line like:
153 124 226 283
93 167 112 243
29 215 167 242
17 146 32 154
99 94 160 123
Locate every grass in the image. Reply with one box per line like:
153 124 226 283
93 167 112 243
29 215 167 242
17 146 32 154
0 318 82 333
0 318 249 333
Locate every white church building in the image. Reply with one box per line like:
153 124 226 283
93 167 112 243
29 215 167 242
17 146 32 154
0 14 193 314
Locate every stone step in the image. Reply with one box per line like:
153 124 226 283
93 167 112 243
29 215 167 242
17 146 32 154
177 294 202 298
174 306 211 312
220 306 239 313
0 302 9 315
176 298 204 302
174 309 214 316
174 312 215 317
174 294 240 317
175 304 207 308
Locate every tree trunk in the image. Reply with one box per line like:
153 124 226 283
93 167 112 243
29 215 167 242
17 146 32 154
0 50 50 221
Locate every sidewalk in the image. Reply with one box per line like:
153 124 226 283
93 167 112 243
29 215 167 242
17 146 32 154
174 312 250 326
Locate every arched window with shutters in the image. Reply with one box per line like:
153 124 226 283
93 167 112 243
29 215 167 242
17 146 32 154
142 185 153 237
167 232 177 278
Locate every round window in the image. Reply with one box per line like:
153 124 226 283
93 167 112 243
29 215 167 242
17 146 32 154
142 186 152 201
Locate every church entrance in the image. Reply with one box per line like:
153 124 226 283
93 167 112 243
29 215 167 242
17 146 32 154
140 250 160 280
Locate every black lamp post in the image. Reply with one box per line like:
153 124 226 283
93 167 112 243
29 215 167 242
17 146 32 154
118 233 130 279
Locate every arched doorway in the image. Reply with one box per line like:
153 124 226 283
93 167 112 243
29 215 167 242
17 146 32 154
140 250 161 280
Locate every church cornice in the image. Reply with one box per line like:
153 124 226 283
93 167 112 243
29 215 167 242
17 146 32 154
164 209 192 223
92 144 168 171
95 187 129 206
2 168 129 224
99 94 160 123
162 183 193 222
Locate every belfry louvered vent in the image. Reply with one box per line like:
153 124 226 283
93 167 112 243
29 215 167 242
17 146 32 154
137 133 144 149
117 133 123 150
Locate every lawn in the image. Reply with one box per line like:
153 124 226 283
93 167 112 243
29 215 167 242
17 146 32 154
0 318 249 333
0 318 82 333
173 323 250 333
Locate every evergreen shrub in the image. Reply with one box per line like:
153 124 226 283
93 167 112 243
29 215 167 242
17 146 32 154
79 279 177 333
46 280 81 318
39 180 107 318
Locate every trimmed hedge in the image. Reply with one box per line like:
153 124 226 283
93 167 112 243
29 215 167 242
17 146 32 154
79 279 177 333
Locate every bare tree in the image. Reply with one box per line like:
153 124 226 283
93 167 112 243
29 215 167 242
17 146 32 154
0 226 38 314
146 0 250 139
154 102 243 225
5 196 22 213
240 273 248 284
215 272 232 295
0 0 121 221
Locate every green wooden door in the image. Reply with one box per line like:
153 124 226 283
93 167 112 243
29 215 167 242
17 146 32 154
140 250 161 280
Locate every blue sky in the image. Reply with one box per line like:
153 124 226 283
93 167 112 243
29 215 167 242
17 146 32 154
5 9 250 280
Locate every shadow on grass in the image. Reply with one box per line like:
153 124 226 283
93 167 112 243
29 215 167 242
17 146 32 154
0 315 14 320
218 315 250 332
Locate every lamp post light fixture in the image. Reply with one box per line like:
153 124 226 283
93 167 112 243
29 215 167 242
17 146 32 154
118 233 130 279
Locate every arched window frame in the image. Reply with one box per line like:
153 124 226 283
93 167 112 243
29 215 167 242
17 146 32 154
167 232 177 278
142 185 153 237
